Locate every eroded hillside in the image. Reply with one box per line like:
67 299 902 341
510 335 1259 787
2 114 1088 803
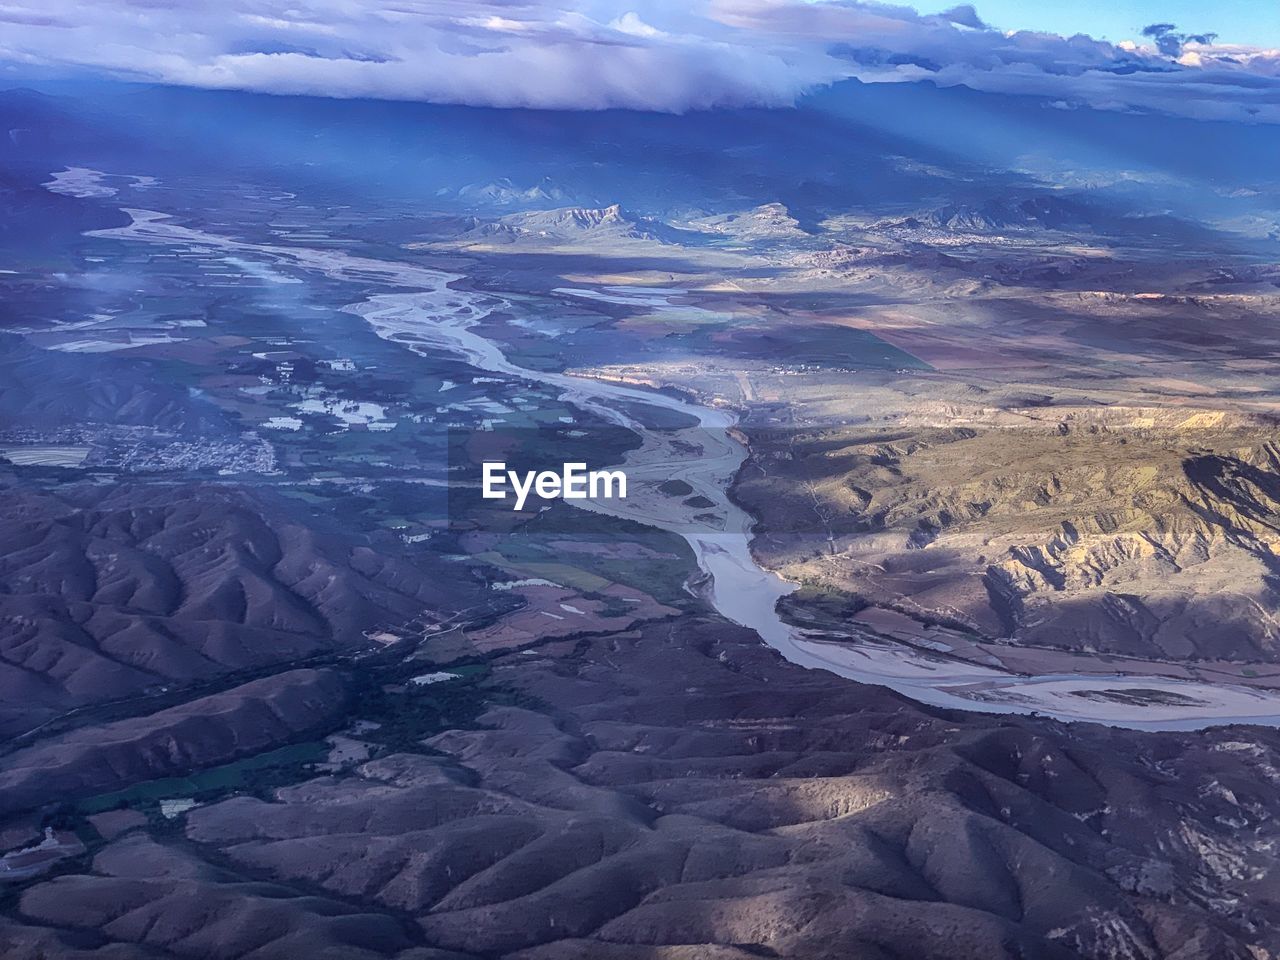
9 619 1280 960
0 481 475 737
739 408 1280 663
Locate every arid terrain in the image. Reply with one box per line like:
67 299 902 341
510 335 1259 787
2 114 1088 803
3 71 1280 960
511 208 1280 695
11 616 1280 959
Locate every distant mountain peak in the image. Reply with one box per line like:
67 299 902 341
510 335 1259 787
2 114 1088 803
447 176 573 208
452 203 671 245
684 202 809 241
883 195 1093 234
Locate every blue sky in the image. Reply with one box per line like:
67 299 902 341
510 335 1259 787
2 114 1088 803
913 0 1280 46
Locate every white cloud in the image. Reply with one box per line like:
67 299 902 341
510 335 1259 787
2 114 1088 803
0 0 1276 120
611 12 663 38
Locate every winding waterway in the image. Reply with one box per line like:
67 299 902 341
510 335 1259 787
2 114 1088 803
100 209 1280 732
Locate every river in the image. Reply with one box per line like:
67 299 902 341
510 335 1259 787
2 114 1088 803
98 209 1280 732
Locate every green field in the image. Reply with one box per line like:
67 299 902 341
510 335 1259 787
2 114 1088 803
72 741 328 816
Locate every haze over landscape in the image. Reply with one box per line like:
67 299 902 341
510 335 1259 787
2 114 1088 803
3 2 1280 958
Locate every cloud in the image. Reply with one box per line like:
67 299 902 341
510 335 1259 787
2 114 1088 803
0 0 1277 121
0 0 843 111
611 12 664 39
1142 22 1217 58
940 5 986 30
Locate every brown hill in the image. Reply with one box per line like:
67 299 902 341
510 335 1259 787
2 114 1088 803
0 669 347 816
0 481 465 737
738 414 1280 662
105 619 1276 960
